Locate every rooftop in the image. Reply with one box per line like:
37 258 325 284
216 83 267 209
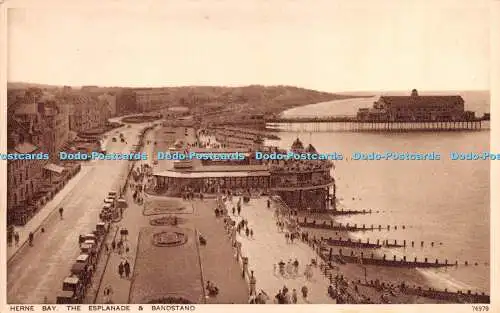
379 90 464 108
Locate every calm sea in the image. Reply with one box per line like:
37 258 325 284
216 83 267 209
268 91 490 293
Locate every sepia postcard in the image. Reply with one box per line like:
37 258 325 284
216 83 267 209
1 0 499 312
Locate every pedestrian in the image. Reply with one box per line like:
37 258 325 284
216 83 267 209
118 262 124 278
293 259 299 275
111 240 116 251
105 243 109 254
250 229 254 238
28 232 34 246
232 207 235 215
301 285 308 299
245 227 250 237
59 207 64 219
237 205 241 216
249 270 257 296
292 289 298 304
285 233 289 243
14 232 20 247
124 260 131 278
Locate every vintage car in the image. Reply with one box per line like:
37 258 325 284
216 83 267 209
83 233 97 242
96 222 108 235
70 263 93 288
80 243 93 254
76 254 90 266
104 197 114 205
56 277 83 304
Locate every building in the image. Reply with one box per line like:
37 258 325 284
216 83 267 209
268 139 335 211
98 93 117 117
65 94 106 132
7 120 48 225
7 90 79 226
116 89 137 115
150 138 335 211
357 89 469 121
37 96 70 158
135 88 172 112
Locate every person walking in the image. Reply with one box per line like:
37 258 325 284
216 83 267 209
118 262 124 278
293 259 299 275
249 229 254 238
124 260 131 279
14 231 20 247
111 240 116 251
59 207 64 219
28 232 34 246
249 270 257 296
237 205 241 216
301 285 308 300
292 289 298 304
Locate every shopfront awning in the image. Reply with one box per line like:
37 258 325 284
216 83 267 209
44 163 66 174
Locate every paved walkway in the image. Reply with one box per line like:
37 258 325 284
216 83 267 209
192 200 249 304
94 127 156 304
225 197 336 304
7 166 91 261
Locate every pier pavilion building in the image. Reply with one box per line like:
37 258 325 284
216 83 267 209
357 89 475 121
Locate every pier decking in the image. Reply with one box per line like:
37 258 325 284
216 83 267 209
266 116 487 132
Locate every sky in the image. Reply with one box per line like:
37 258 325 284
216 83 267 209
6 0 491 92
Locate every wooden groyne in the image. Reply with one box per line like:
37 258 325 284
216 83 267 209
321 264 489 303
299 220 406 232
319 248 458 268
357 281 490 304
322 237 406 249
329 208 375 216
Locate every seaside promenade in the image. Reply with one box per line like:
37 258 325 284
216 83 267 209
225 197 336 304
93 125 249 304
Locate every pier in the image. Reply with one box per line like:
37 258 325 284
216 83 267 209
267 117 486 133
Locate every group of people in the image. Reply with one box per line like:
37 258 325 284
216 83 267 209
118 259 131 279
205 281 219 296
236 218 254 239
274 258 315 281
111 237 130 256
275 259 300 277
7 230 20 247
248 290 269 304
274 285 309 304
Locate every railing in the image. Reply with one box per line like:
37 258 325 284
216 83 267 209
267 116 486 123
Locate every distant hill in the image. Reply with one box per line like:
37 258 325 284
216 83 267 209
129 84 370 115
7 82 370 112
7 82 63 90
